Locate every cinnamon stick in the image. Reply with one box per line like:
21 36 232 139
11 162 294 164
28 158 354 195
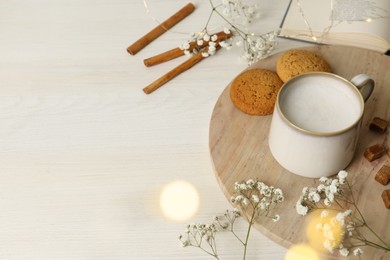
143 43 196 67
143 31 232 67
143 45 221 94
127 3 195 55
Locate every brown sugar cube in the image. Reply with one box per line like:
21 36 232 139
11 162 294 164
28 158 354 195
364 144 385 162
382 189 390 209
375 165 390 185
369 117 389 134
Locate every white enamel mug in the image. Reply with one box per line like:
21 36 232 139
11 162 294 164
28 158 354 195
268 72 374 178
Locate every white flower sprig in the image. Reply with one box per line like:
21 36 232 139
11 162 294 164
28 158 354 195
180 0 279 65
296 170 390 258
179 179 284 259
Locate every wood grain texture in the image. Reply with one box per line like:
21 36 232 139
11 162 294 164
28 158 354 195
210 45 390 259
0 0 305 259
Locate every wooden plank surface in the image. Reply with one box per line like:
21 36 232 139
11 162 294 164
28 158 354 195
209 45 390 259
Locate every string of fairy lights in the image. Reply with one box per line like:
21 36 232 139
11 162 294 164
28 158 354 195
140 0 389 58
295 0 389 42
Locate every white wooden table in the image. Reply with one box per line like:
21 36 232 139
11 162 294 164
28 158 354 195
0 0 308 259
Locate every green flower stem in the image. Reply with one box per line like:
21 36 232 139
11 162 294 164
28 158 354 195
208 0 248 37
242 206 257 260
354 238 390 252
363 223 390 249
346 181 390 249
230 227 245 246
193 245 219 259
203 5 215 32
192 233 219 259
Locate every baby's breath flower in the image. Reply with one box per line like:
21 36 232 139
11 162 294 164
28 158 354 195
201 52 209 58
256 181 265 191
274 188 283 196
315 223 323 231
208 41 216 47
235 195 244 202
184 50 192 57
262 187 272 197
339 247 349 257
323 223 331 232
294 171 389 257
323 239 335 253
319 176 329 183
296 201 309 216
338 170 348 179
180 240 190 247
308 191 321 202
239 183 247 190
329 183 338 194
327 192 335 202
219 40 232 50
182 42 191 50
208 46 217 55
346 222 355 232
246 179 255 186
321 210 329 218
323 228 335 241
180 178 284 259
251 194 260 203
179 0 278 65
353 248 363 256
240 31 278 65
317 184 326 192
336 212 346 226
232 207 240 217
344 210 352 217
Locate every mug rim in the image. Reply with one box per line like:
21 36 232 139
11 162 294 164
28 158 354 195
275 72 365 137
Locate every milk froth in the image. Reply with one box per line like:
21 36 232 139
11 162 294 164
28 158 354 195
278 74 362 133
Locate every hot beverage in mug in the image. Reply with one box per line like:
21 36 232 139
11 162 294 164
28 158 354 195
268 72 374 178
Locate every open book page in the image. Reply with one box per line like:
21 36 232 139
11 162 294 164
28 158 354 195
280 0 390 52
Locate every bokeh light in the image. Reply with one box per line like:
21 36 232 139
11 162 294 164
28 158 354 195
285 243 320 260
305 209 345 252
159 180 200 222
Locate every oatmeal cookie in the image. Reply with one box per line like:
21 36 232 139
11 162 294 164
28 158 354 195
276 49 331 82
230 69 283 115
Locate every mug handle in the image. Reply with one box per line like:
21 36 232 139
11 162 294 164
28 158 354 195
350 74 375 102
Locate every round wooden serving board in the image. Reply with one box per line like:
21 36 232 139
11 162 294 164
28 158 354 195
209 45 390 259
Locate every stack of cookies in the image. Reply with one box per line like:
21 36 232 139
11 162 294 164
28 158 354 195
230 49 331 115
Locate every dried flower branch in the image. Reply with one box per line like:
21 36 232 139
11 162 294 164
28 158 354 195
179 179 284 259
295 170 390 258
180 0 279 65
